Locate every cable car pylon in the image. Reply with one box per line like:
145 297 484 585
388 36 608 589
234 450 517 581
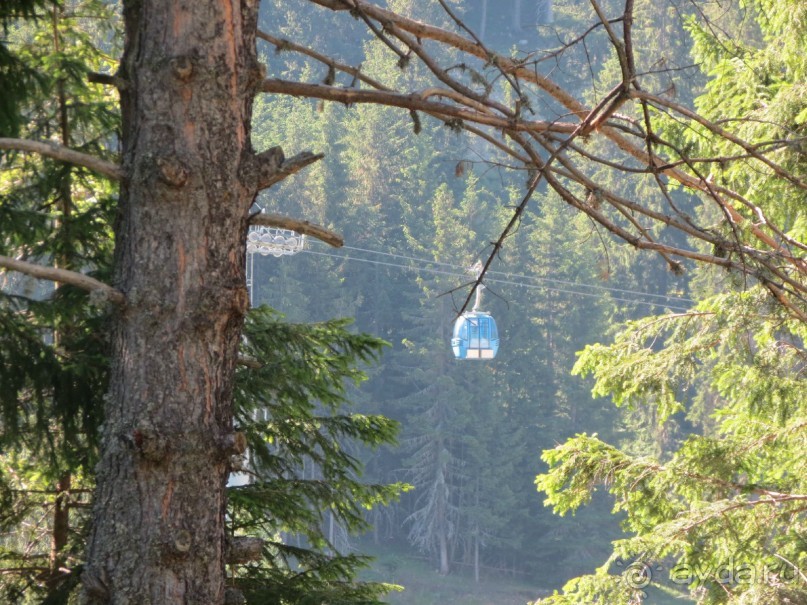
451 261 499 360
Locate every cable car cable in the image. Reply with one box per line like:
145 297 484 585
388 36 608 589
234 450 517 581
300 248 692 313
324 242 694 305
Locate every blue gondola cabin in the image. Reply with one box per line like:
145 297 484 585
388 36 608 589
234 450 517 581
452 312 499 360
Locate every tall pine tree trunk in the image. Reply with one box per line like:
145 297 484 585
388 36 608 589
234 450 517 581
82 2 263 603
49 5 73 594
48 472 71 591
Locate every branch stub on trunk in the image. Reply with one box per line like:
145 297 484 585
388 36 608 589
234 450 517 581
170 55 194 82
226 537 264 564
156 156 190 188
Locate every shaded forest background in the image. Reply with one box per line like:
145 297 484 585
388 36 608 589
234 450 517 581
250 0 698 592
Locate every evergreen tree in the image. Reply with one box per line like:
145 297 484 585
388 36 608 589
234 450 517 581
535 2 807 602
0 0 58 137
393 183 481 576
228 307 404 604
0 2 119 600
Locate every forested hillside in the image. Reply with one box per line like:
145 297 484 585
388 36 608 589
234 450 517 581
252 0 693 592
253 1 807 603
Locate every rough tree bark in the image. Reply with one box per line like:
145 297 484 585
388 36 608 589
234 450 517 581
81 1 265 603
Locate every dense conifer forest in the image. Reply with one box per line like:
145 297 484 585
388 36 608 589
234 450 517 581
1 1 805 603
249 0 702 593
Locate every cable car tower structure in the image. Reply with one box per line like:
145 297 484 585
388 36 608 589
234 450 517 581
230 210 308 487
245 209 307 307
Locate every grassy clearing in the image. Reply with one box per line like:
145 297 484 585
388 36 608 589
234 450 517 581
358 540 693 604
359 543 550 605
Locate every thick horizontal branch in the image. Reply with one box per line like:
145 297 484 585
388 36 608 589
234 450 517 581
250 213 343 248
419 86 493 115
0 138 123 181
0 255 125 306
261 79 577 134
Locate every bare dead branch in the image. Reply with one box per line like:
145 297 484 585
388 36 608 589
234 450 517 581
250 212 343 248
0 255 126 306
258 30 529 163
435 0 524 100
257 150 325 190
308 0 588 118
260 79 577 135
257 30 389 92
419 87 494 115
631 90 807 190
297 0 807 317
390 26 510 116
308 0 798 213
589 0 630 84
0 138 123 181
542 16 625 64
